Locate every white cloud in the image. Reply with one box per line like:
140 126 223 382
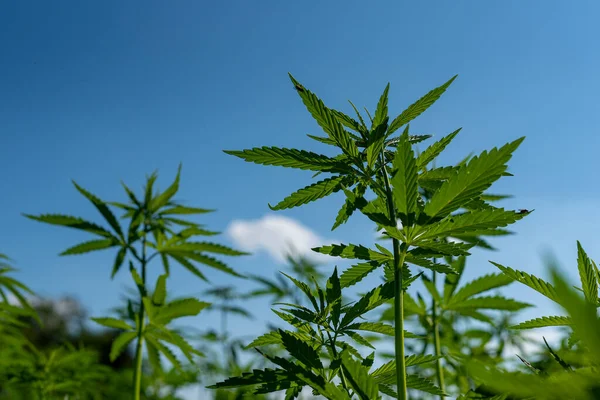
226 214 336 265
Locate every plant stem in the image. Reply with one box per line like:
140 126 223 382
380 153 408 400
132 225 148 400
431 271 445 398
393 248 408 400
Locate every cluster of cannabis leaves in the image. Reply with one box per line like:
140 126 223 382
208 74 600 400
0 167 250 400
2 74 600 400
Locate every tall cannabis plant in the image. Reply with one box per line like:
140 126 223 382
24 165 247 400
213 74 530 399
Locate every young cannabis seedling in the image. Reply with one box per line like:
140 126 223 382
23 165 247 400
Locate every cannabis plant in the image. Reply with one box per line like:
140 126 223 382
210 74 530 399
24 165 247 400
464 241 600 399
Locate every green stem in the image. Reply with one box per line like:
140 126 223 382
431 271 445 398
132 225 148 400
393 248 408 400
380 153 408 400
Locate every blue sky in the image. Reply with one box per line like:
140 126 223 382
2 0 600 381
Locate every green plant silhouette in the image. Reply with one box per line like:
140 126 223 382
24 166 247 400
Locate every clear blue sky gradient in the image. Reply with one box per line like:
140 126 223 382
2 1 600 349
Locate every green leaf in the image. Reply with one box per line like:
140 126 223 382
91 317 133 331
280 272 320 312
160 253 170 275
511 316 572 330
72 181 124 239
146 336 182 371
109 331 137 362
342 189 394 228
366 118 389 169
144 171 158 207
279 329 323 370
160 242 248 256
168 254 208 282
332 183 367 230
111 247 127 278
384 266 422 290
551 266 600 364
289 74 359 158
120 180 141 207
373 372 445 396
208 368 292 390
543 336 572 371
160 205 214 215
576 241 598 304
163 250 243 277
246 331 285 348
281 306 318 325
491 261 560 303
422 275 442 304
418 166 458 183
348 100 369 133
408 240 473 257
129 263 145 295
340 283 394 327
406 375 446 396
414 208 529 242
224 147 348 172
326 267 342 327
152 275 168 306
60 238 120 255
388 75 457 135
416 128 461 169
23 214 114 238
391 128 419 226
405 354 442 367
153 299 210 325
449 273 514 305
345 322 420 339
331 109 364 134
307 134 336 146
268 176 347 210
146 325 203 362
146 337 162 373
150 164 181 212
445 295 531 311
340 352 380 400
423 137 525 219
312 243 391 263
404 255 457 274
373 83 390 128
177 226 220 238
372 355 440 383
340 261 380 288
